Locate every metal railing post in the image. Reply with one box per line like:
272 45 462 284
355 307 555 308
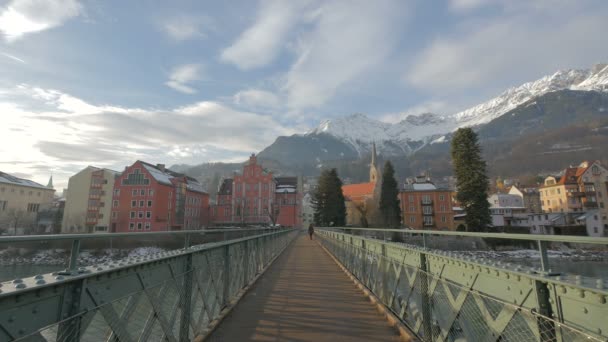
179 252 193 341
538 240 549 272
361 239 367 283
223 245 230 307
419 251 433 340
184 233 191 249
243 240 250 288
68 239 81 274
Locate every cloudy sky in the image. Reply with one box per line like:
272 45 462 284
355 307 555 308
1 0 607 190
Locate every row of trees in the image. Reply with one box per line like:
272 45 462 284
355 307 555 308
311 127 491 232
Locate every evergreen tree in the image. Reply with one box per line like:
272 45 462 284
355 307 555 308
312 168 346 226
379 161 401 228
451 128 491 231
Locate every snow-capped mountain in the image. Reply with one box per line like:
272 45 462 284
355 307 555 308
301 63 608 157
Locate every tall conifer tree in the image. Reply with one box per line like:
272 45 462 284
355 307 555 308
312 168 346 226
451 128 491 231
379 161 401 227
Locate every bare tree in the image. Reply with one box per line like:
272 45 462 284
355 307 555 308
267 201 281 226
353 201 369 228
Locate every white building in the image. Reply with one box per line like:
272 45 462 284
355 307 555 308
488 194 527 228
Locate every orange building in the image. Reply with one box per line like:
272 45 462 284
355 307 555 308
400 180 454 230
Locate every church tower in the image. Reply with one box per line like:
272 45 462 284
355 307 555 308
369 142 379 183
47 175 54 189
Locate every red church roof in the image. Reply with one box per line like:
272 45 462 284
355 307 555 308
342 182 376 201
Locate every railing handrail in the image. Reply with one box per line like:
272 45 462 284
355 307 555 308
0 227 287 243
317 227 608 245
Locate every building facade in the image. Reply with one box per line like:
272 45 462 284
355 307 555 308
0 171 55 233
210 154 302 227
110 161 209 232
508 185 542 213
539 161 608 236
62 166 119 233
400 180 454 230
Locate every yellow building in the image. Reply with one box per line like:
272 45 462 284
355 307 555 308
62 166 119 233
540 167 582 213
0 171 55 232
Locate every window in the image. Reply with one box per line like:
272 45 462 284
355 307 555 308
140 189 145 196
130 211 135 219
423 206 432 215
145 222 151 230
26 203 40 212
132 189 137 196
441 216 447 223
0 200 7 211
129 223 135 231
137 222 143 230
439 194 445 201
131 200 136 207
112 211 117 219
148 200 152 207
410 216 415 223
138 211 144 218
592 165 600 175
594 227 598 233
422 195 431 204
149 189 154 196
146 211 151 218
113 200 119 207
423 216 433 226
410 205 415 212
37 192 41 197
122 169 150 185
114 189 120 196
557 189 560 194
440 204 446 211
139 200 144 207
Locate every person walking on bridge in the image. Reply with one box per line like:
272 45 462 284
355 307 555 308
308 224 315 240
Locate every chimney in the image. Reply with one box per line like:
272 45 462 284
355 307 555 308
157 164 165 172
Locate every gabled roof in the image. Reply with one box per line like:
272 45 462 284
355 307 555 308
138 161 207 193
342 182 375 201
0 171 52 190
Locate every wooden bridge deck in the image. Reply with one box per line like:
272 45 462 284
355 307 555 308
207 233 400 341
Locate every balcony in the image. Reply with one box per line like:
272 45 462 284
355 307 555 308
584 201 598 208
421 200 433 205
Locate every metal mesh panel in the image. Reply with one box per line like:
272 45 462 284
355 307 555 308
318 231 605 342
11 230 296 342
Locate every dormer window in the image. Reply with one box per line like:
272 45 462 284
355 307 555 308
592 165 600 175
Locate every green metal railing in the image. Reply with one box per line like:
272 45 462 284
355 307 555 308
0 228 297 341
318 228 608 342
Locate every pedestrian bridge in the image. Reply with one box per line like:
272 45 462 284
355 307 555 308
0 227 607 341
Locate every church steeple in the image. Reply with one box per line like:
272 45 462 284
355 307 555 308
47 175 53 189
369 142 379 183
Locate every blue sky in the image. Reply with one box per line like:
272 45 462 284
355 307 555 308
1 0 608 190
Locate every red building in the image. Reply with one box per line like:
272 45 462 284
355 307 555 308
110 161 209 232
211 154 301 227
400 178 455 230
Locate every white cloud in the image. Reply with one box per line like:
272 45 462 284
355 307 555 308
161 15 213 41
220 0 311 70
285 0 405 110
233 89 281 110
166 64 203 94
0 0 82 41
1 85 296 189
407 6 608 92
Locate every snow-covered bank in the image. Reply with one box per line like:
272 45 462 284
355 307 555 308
0 247 166 266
